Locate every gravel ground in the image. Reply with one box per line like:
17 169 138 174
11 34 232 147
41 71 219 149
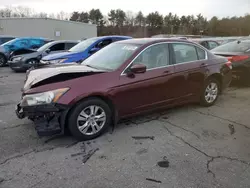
0 67 250 188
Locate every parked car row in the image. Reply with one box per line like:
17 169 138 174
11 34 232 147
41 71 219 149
6 35 132 72
15 37 233 141
0 37 53 67
9 40 78 72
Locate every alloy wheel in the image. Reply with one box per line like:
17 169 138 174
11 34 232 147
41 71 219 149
77 105 106 135
204 82 218 104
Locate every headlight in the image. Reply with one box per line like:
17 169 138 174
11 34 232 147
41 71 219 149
50 59 67 64
20 88 69 106
40 60 50 64
13 57 23 61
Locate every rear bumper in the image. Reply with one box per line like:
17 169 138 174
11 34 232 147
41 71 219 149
15 103 69 136
221 68 232 91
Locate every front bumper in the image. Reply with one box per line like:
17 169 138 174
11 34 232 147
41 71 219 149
9 60 31 71
15 103 69 136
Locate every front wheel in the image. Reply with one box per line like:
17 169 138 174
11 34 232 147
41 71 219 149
200 78 220 107
0 54 7 67
68 98 112 141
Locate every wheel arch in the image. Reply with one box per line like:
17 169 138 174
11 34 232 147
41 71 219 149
64 95 117 130
206 73 222 93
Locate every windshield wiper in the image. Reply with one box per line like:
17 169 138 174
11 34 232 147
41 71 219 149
84 64 99 69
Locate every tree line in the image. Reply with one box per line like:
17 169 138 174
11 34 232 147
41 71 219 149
1 6 250 37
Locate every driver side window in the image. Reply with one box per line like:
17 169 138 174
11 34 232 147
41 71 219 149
49 43 65 51
133 43 170 70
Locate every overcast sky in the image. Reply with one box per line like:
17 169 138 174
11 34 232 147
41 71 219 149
1 0 249 18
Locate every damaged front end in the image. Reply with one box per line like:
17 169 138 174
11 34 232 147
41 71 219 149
16 103 69 136
16 64 108 137
16 88 71 136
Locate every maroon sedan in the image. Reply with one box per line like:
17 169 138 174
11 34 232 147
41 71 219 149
16 38 232 140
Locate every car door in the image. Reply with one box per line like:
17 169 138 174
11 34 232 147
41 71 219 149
115 43 177 116
171 42 208 98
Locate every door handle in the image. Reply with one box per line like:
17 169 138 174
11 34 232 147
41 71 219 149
163 70 172 74
200 63 207 67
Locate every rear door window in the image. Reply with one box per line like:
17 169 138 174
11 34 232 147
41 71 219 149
172 43 198 64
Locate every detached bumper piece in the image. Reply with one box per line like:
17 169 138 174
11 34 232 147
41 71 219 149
15 103 69 136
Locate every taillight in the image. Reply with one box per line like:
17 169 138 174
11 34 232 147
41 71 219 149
227 55 249 62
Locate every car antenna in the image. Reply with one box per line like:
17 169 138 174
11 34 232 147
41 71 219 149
237 40 241 44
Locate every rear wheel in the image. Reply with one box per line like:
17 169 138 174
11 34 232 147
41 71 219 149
68 98 112 141
200 78 220 107
0 54 7 67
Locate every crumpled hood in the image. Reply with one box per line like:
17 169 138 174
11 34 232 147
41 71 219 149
24 64 105 91
42 51 79 61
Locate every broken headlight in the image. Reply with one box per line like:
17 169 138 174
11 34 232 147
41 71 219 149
20 88 69 106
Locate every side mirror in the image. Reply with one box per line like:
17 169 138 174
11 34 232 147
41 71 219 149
89 47 99 54
45 49 51 53
130 64 146 74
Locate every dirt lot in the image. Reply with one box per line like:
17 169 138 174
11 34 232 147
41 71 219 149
0 67 250 188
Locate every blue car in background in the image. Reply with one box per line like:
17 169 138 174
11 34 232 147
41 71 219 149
0 37 53 67
40 36 132 65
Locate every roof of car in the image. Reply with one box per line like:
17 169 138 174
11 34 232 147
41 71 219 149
95 35 132 40
12 37 53 41
191 38 219 42
47 40 79 44
117 38 193 45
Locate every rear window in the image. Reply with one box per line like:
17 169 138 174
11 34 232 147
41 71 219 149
211 40 250 53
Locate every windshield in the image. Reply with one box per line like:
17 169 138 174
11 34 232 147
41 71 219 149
83 43 141 71
69 38 98 52
212 40 250 53
37 42 53 52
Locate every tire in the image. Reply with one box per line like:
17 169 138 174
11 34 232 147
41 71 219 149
68 98 112 141
0 54 7 67
200 78 220 107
